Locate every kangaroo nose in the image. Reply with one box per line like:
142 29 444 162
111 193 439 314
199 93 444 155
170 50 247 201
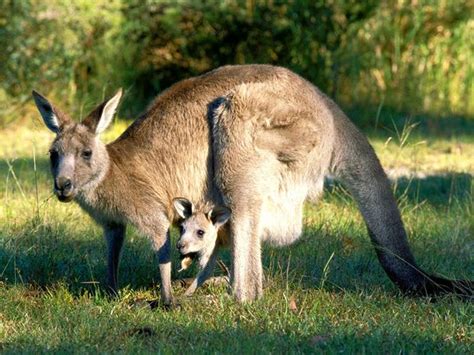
56 176 72 191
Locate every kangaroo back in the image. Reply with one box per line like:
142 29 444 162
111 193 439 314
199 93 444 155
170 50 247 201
329 103 472 297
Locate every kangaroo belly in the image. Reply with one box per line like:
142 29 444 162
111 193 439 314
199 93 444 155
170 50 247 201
259 180 307 246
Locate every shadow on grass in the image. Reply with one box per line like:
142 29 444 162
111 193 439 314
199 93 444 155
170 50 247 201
262 222 473 295
0 157 471 296
0 196 471 299
393 173 472 205
0 221 157 295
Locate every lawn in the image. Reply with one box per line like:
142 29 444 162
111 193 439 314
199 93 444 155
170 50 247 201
0 117 473 353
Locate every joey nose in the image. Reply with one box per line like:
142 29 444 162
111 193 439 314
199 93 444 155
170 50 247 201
176 241 185 251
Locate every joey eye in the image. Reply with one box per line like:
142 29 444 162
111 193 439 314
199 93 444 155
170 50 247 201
178 225 184 234
81 149 92 160
197 230 205 238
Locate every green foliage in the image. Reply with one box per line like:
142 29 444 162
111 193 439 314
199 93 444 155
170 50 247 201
114 0 380 113
0 0 473 124
0 0 122 121
345 1 474 116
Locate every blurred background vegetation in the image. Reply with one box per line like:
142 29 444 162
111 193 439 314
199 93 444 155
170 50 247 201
0 0 473 128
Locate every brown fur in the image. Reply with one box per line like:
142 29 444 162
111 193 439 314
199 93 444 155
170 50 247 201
33 65 472 305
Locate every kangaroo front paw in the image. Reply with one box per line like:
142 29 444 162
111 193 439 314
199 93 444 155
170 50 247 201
184 285 197 297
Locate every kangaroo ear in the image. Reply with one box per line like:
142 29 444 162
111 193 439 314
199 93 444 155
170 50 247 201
83 89 122 134
173 197 194 219
208 206 231 228
32 90 68 133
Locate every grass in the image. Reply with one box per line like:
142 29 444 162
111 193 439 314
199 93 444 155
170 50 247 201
0 117 473 353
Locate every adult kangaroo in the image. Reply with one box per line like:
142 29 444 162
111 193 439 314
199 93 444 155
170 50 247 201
33 65 472 304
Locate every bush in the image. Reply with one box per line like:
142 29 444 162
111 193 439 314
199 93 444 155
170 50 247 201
0 0 472 125
0 0 122 123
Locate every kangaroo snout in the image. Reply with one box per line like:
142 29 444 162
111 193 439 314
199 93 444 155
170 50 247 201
55 176 75 202
56 176 72 190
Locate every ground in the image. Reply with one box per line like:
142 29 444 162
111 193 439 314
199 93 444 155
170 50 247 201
0 117 472 353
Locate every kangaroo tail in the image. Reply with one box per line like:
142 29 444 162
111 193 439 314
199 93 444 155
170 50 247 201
329 108 472 299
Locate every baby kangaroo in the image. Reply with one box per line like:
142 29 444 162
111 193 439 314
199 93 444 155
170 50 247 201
172 197 231 296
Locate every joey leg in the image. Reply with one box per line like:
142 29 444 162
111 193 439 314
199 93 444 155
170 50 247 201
184 250 219 297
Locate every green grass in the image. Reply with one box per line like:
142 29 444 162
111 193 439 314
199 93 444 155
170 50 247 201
0 120 473 353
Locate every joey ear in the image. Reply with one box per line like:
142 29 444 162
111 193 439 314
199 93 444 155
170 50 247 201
208 206 231 228
32 90 68 133
83 89 122 134
172 197 194 219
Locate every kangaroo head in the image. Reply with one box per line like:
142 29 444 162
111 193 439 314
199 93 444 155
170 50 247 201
173 197 230 263
32 89 122 202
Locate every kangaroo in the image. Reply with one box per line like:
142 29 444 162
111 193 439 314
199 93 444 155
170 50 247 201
33 64 472 304
172 197 231 296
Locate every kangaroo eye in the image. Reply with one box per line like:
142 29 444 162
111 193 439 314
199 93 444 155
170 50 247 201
178 225 184 234
197 230 205 238
49 149 59 164
81 149 92 160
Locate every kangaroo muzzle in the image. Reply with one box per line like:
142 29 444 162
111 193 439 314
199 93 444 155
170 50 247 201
55 176 75 202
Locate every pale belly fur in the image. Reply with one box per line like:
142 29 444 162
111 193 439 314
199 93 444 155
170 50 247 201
258 173 324 247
